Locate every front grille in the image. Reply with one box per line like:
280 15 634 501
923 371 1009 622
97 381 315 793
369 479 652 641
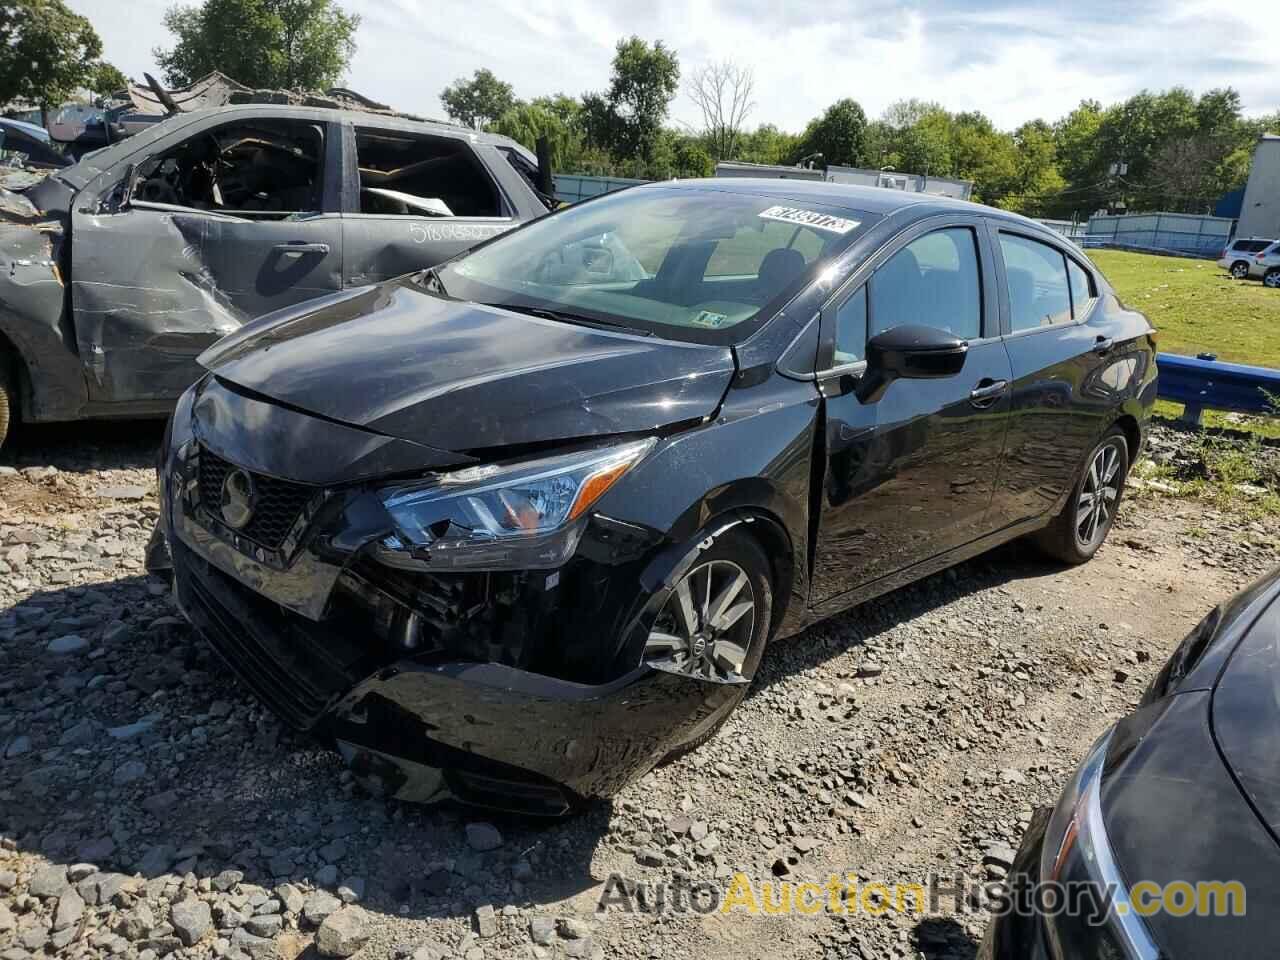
197 449 314 549
174 543 372 730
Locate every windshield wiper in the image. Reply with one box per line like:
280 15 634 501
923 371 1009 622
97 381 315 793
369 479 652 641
486 303 652 336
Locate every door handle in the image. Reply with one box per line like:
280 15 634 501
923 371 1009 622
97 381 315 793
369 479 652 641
969 378 1009 409
1092 336 1115 356
273 242 330 258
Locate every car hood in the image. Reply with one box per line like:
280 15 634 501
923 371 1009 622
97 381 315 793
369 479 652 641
199 280 737 453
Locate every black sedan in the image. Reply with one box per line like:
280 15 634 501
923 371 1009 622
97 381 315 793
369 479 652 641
981 566 1280 958
152 179 1156 814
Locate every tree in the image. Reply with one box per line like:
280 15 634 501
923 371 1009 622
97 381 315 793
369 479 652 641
441 68 517 130
154 0 359 91
0 0 103 118
796 98 868 167
87 61 129 99
736 124 802 166
585 37 680 162
489 101 583 171
687 60 755 161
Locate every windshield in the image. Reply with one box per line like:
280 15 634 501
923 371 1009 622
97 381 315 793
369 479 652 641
434 185 878 344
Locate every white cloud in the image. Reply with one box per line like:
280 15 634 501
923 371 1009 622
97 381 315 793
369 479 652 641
66 0 1280 131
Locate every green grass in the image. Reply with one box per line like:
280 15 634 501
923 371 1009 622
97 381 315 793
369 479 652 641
1088 249 1280 368
1151 399 1280 438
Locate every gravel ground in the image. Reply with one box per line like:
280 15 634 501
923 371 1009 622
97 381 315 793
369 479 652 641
1 418 1277 960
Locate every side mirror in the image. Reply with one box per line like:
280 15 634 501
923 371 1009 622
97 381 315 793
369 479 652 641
856 324 968 403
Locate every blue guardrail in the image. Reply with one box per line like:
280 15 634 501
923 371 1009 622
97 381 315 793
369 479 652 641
1157 353 1280 423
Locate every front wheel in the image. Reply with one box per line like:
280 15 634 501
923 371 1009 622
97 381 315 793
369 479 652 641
646 527 774 761
0 350 15 452
1230 261 1250 279
1034 428 1129 564
1264 269 1280 289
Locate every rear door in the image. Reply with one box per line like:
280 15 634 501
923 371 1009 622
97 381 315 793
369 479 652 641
69 113 344 405
984 224 1122 524
810 216 1013 607
339 124 518 285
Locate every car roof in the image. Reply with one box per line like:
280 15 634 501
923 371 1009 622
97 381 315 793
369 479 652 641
648 176 1046 229
172 103 527 151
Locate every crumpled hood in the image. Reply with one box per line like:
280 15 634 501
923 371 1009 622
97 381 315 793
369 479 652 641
199 279 736 452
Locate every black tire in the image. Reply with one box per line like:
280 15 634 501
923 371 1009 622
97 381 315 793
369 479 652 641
1230 260 1250 279
0 350 14 452
650 526 774 762
1034 427 1129 564
1265 268 1280 289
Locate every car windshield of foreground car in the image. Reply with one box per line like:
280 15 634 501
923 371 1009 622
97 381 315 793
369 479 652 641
433 185 879 343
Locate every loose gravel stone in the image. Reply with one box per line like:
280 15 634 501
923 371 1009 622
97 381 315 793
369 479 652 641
316 907 370 957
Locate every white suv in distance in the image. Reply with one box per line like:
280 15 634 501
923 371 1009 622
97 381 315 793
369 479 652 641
1218 237 1276 279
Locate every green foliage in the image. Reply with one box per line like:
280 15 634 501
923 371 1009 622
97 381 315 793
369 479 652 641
584 36 680 163
489 100 582 170
441 68 517 130
86 61 129 98
795 98 868 167
154 0 359 91
0 0 103 110
734 124 802 166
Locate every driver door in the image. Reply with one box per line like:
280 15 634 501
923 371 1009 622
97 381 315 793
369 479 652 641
810 218 1013 609
69 114 344 406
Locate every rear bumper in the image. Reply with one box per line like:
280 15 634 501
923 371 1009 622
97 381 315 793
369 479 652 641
172 538 740 814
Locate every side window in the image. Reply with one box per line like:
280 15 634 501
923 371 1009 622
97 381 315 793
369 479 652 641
834 286 867 365
999 233 1072 331
868 227 981 340
1067 259 1095 318
354 129 500 218
133 120 323 216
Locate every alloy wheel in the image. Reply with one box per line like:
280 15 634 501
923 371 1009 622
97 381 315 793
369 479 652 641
1231 262 1249 279
1075 441 1122 549
1266 270 1280 289
644 559 757 681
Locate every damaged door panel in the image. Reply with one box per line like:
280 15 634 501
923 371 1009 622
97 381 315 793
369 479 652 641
0 101 548 447
0 210 87 420
340 125 518 285
68 117 344 404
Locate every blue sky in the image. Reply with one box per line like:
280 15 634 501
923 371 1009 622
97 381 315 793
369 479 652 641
67 0 1280 131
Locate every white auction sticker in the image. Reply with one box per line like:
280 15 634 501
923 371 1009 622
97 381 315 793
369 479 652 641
758 205 860 234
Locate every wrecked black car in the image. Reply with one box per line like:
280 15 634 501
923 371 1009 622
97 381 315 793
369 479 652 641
0 103 551 449
154 179 1156 814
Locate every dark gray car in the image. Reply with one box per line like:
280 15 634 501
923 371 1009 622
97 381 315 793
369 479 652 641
0 104 551 449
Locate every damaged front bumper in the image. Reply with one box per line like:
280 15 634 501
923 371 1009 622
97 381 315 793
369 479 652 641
161 378 740 814
170 529 738 816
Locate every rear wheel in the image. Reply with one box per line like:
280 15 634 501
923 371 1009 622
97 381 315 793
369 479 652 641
1265 268 1280 289
0 350 15 452
1034 428 1129 564
647 528 773 760
1230 260 1250 279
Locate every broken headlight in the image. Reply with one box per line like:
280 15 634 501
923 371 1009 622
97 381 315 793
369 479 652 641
376 438 656 571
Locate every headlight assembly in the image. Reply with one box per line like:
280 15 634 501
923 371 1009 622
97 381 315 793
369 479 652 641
376 437 656 571
1040 728 1161 960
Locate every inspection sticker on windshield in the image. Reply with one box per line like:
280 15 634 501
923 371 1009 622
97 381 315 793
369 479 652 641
758 205 860 234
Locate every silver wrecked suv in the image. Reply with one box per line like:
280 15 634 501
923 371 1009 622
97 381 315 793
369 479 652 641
1218 237 1276 278
1248 241 1280 287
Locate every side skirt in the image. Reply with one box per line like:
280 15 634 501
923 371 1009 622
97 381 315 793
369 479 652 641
799 513 1053 628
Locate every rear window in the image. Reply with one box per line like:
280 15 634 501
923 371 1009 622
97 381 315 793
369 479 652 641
354 128 500 218
1233 240 1273 253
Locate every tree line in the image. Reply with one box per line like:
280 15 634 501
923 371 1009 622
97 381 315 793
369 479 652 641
447 42 1280 219
4 0 1275 220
